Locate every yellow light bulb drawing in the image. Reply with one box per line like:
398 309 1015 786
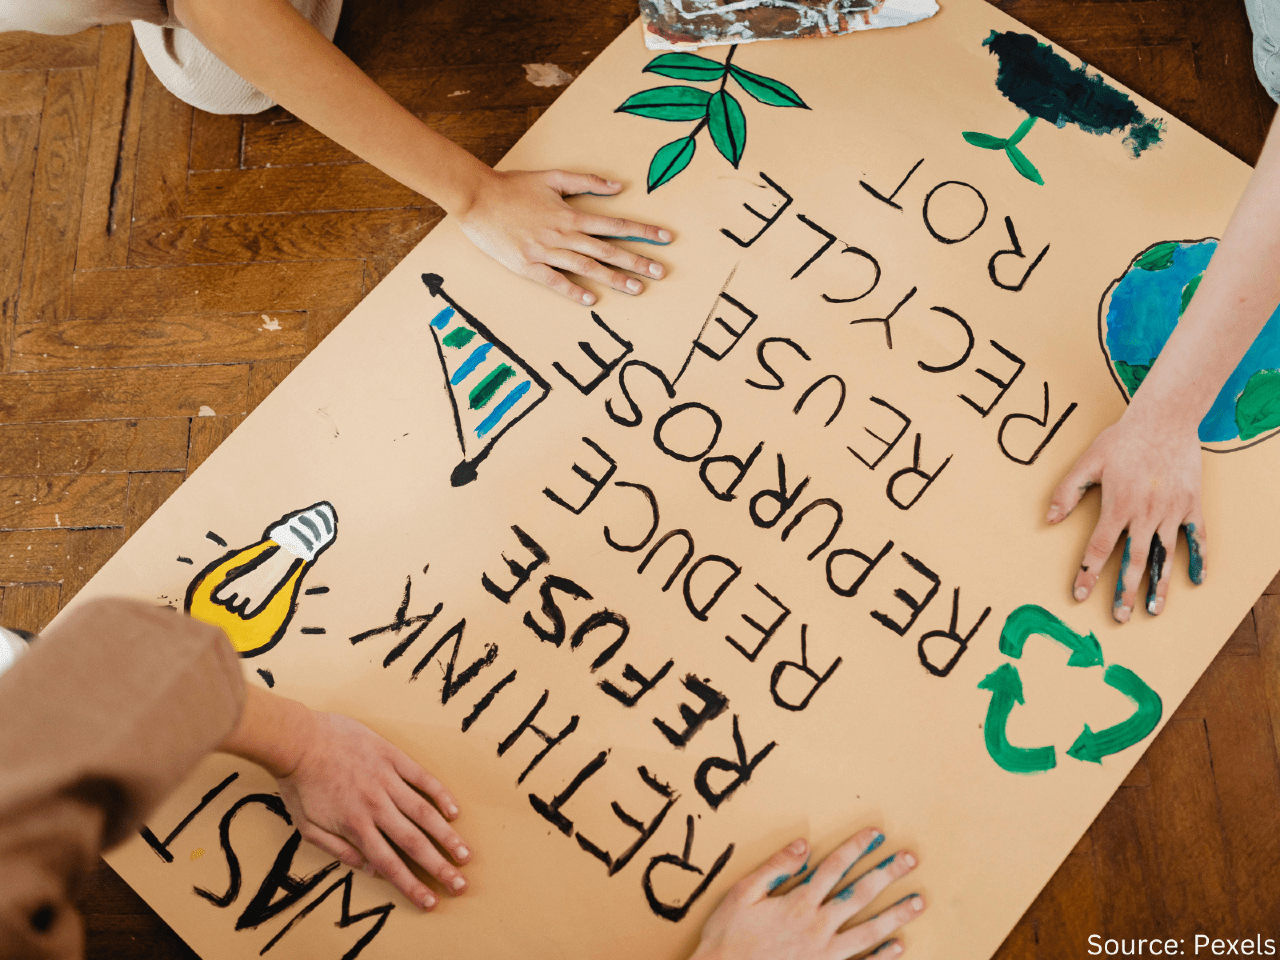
184 502 338 657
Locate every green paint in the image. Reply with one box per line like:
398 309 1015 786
1007 115 1037 146
1114 360 1153 396
1124 119 1166 157
623 48 805 190
963 131 1008 150
999 604 1104 668
1004 142 1043 185
1066 664 1163 763
707 90 747 167
1113 536 1132 609
1235 368 1280 440
469 364 515 410
442 327 476 349
1185 523 1205 584
978 663 1057 774
647 136 697 191
616 85 713 121
728 64 808 109
1179 274 1203 316
1135 242 1177 271
643 52 726 82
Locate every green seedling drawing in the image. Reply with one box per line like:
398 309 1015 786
615 46 808 191
963 30 1165 186
978 604 1163 774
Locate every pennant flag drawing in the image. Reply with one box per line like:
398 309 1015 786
421 273 552 486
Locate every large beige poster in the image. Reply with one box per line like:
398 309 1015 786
63 2 1278 957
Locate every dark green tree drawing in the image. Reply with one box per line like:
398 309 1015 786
616 46 808 191
963 31 1165 185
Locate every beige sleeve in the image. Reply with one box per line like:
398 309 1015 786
0 599 246 960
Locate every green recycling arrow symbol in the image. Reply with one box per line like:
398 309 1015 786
978 604 1164 774
999 604 1104 667
1066 664 1163 764
978 662 1056 773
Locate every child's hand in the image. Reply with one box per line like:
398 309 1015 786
275 710 471 911
1046 410 1205 622
690 830 925 960
456 169 671 306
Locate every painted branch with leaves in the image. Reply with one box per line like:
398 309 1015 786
616 47 809 191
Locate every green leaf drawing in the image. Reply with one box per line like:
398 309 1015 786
1179 273 1203 316
963 131 1007 150
1005 143 1044 184
1114 360 1153 397
1007 115 1038 146
1135 242 1177 272
728 64 808 108
616 86 713 121
644 52 726 82
1235 369 1280 440
648 136 697 191
707 90 747 167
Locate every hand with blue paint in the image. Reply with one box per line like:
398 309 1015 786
221 686 472 912
688 829 924 960
1047 118 1280 620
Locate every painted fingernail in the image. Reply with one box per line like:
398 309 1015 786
902 852 916 868
657 229 672 242
456 845 469 860
1074 586 1088 601
582 292 596 305
450 875 466 891
648 262 663 277
787 839 807 855
1115 605 1131 624
626 278 641 293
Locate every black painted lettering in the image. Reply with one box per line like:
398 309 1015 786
700 441 765 502
638 529 696 591
859 157 924 211
989 216 1050 292
654 402 723 462
886 434 952 510
604 481 660 553
793 375 846 427
141 772 239 864
571 610 630 672
461 669 518 732
235 830 340 930
498 690 580 785
870 552 941 636
544 437 618 515
642 816 735 922
749 454 810 529
959 341 1025 417
779 498 843 560
675 290 759 385
720 171 794 247
725 583 791 661
826 539 894 598
791 214 838 279
553 311 635 394
694 715 777 810
998 381 1079 465
745 337 810 391
576 766 678 876
481 526 550 603
770 624 843 712
922 180 988 244
851 286 916 349
348 576 444 669
195 793 291 909
654 674 730 748
683 555 742 621
822 246 881 304
409 618 499 705
918 307 975 373
600 658 675 707
529 750 610 835
523 576 593 647
918 587 991 678
607 360 676 428
847 397 911 470
259 870 393 960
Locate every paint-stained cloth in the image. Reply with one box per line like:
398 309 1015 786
0 600 245 960
0 0 343 115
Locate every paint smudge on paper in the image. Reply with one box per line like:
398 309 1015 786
185 501 337 657
1099 238 1280 448
963 31 1165 184
639 0 939 50
523 63 576 87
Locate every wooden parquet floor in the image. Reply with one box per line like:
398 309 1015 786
0 2 1278 957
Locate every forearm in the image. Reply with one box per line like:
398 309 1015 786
217 684 316 779
171 0 492 215
1125 120 1280 432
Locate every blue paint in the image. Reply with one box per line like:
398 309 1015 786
891 892 921 908
1186 523 1205 584
476 380 531 437
1104 239 1280 442
832 881 859 903
430 306 456 329
450 342 493 385
837 833 885 884
874 853 896 871
614 235 671 245
766 873 791 892
1114 536 1132 608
